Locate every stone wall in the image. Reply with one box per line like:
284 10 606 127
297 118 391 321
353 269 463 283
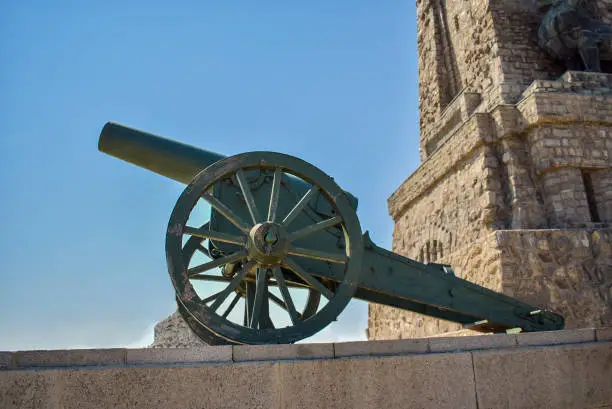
592 168 612 221
417 0 612 161
417 0 499 158
499 229 612 327
371 0 612 341
389 73 612 267
2 328 611 409
487 0 565 104
390 147 499 264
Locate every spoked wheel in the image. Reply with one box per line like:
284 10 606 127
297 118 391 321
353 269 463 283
166 151 363 345
175 224 322 345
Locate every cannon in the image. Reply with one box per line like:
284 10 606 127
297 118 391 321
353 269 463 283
99 122 564 345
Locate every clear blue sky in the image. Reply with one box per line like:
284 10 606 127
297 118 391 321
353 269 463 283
0 1 420 350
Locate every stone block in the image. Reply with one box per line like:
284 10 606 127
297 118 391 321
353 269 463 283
278 352 477 409
334 338 428 358
53 362 278 409
429 333 517 353
596 327 612 341
12 349 126 368
232 342 333 362
151 311 208 348
126 346 232 365
516 328 595 347
0 351 12 369
473 342 612 409
0 370 56 409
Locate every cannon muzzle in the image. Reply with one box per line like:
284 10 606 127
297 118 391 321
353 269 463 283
98 122 225 185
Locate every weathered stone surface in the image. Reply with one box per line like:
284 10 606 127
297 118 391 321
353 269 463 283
150 310 208 348
0 371 56 409
597 327 612 341
334 338 429 358
10 363 278 409
429 333 517 353
0 352 11 369
516 328 595 347
2 352 477 409
233 343 333 362
373 0 612 342
497 230 612 332
277 352 476 409
3 328 606 369
418 0 611 153
2 331 610 409
126 346 232 365
12 349 125 368
473 342 612 409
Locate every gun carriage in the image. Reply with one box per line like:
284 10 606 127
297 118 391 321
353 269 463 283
99 122 564 345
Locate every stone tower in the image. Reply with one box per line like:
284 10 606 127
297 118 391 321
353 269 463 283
368 0 612 339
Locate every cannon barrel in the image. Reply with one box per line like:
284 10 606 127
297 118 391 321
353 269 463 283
98 122 358 210
98 122 225 185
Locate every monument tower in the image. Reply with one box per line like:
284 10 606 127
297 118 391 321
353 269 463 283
368 0 612 339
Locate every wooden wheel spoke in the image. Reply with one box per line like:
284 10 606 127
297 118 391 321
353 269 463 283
272 267 300 324
184 226 246 246
202 291 223 304
249 268 269 329
187 250 247 276
235 169 262 225
267 291 302 320
209 263 251 312
189 274 231 283
283 257 334 300
281 186 319 227
287 216 342 242
267 279 311 289
222 292 242 318
267 291 286 309
201 192 251 233
287 246 346 264
259 295 275 330
244 282 255 327
267 168 283 222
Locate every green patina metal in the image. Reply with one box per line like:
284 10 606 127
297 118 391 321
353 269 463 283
99 121 564 345
537 0 612 72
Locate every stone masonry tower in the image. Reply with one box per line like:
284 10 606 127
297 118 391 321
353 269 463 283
368 0 612 339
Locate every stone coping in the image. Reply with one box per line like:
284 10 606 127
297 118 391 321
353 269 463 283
1 327 609 370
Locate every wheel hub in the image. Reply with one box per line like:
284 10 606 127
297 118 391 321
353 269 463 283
247 222 290 267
